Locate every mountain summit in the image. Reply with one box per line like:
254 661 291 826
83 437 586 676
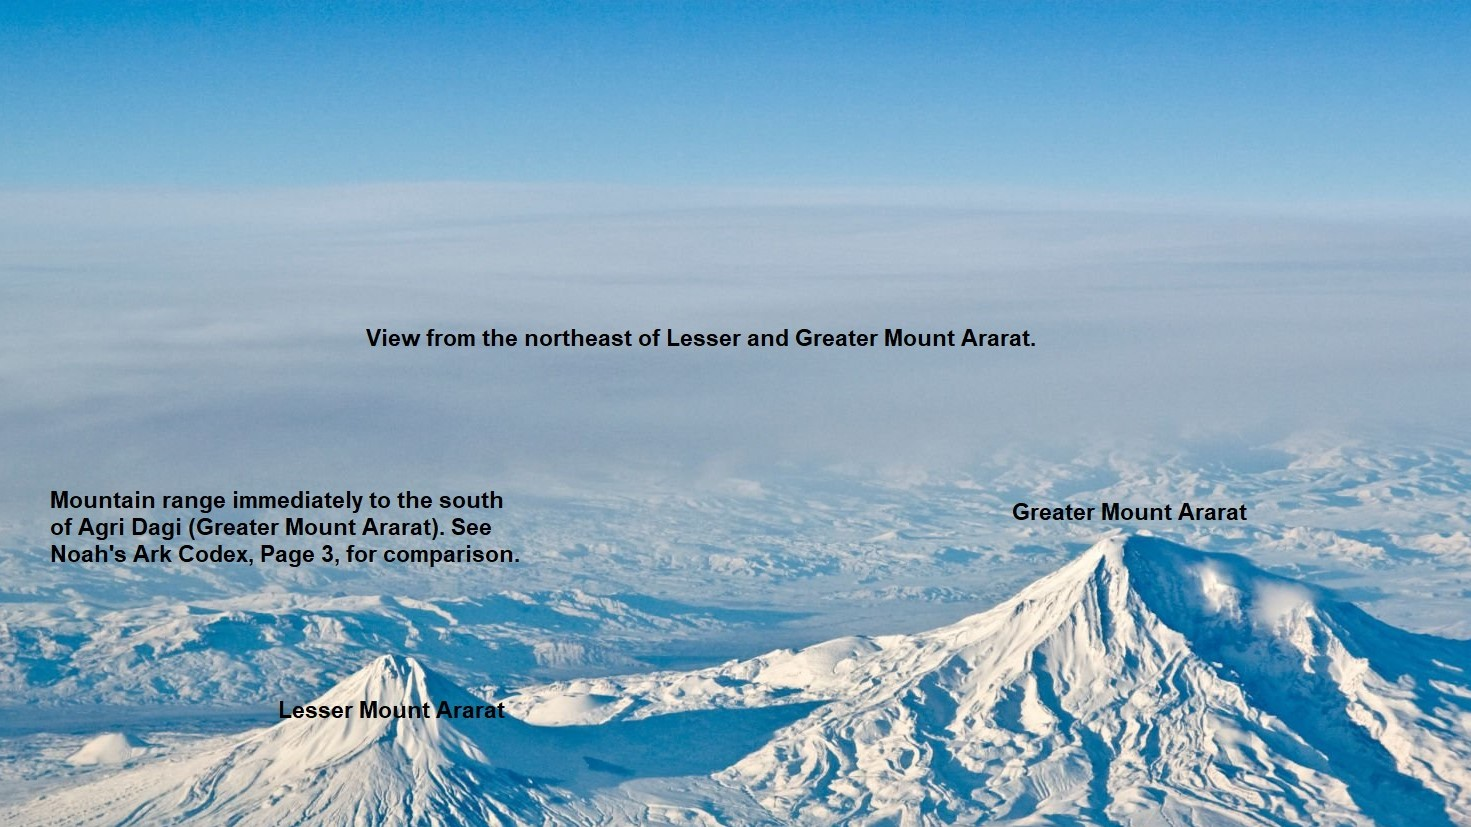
13 536 1471 825
18 655 555 826
725 535 1471 825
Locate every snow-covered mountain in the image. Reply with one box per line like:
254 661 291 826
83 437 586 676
0 589 755 705
14 656 563 826
11 536 1471 825
713 534 1471 825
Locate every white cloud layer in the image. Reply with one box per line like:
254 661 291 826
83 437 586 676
2 184 1467 509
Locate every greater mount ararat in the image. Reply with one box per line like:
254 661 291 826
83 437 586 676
12 536 1469 826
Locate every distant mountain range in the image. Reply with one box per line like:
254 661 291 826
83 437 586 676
11 536 1470 825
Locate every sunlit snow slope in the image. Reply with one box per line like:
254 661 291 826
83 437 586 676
14 656 563 826
13 536 1471 826
719 535 1471 825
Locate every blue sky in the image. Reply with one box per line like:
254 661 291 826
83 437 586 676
2 4 1470 513
4 1 1468 202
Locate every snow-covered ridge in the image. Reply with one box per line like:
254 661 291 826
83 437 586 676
715 535 1471 824
0 589 759 705
11 536 1471 825
14 655 562 826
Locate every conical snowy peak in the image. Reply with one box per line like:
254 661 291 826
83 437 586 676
317 654 488 708
327 653 430 700
728 535 1471 826
12 537 1471 826
986 533 1327 641
65 732 155 766
242 654 513 785
15 656 554 827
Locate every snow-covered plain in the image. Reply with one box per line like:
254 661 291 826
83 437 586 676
2 435 1470 824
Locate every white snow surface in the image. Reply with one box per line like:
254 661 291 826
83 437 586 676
16 656 562 826
11 536 1471 825
713 535 1471 825
64 732 154 766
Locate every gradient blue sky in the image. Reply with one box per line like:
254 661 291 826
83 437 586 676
4 1 1468 201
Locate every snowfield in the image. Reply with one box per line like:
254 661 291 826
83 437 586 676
9 536 1469 825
